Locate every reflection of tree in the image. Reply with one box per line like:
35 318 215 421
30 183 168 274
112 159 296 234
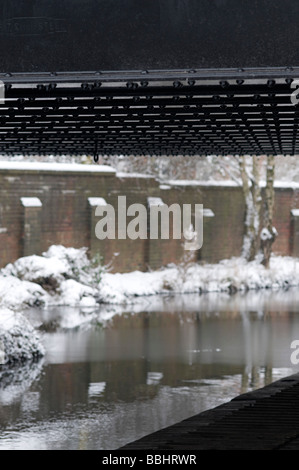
104 311 152 402
38 363 91 415
240 308 276 392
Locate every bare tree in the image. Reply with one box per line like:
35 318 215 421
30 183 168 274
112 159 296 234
239 156 262 261
260 156 277 268
212 155 277 267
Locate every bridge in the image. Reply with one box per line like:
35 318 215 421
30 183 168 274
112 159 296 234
1 0 299 157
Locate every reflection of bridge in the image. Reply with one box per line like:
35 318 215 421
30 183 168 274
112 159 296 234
1 1 299 156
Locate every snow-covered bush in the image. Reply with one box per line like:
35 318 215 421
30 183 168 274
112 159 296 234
0 275 48 309
43 245 105 288
0 309 44 365
2 255 69 292
0 245 107 310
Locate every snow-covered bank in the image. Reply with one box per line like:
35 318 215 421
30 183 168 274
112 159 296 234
1 244 299 361
1 246 299 311
100 255 299 304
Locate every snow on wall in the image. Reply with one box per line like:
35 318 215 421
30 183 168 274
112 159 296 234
21 197 42 207
0 161 116 174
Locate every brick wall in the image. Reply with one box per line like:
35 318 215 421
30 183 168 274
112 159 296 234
0 164 298 272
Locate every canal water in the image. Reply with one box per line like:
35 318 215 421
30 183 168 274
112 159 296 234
0 289 299 450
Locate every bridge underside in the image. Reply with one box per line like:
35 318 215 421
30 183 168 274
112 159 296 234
1 68 299 157
2 1 299 157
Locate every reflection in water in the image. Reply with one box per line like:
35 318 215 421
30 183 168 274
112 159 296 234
0 289 299 449
0 359 44 406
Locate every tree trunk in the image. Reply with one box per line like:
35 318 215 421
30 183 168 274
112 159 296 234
239 156 262 261
260 155 277 268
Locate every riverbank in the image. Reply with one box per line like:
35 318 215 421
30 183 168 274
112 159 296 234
1 245 299 361
1 245 299 311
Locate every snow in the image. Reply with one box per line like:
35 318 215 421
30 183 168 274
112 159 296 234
0 161 116 174
166 179 239 187
274 181 299 189
116 172 155 179
260 227 278 241
99 255 299 304
147 197 164 207
54 279 97 307
203 208 215 217
88 197 107 206
3 255 69 283
165 178 299 191
0 275 48 310
20 197 42 207
0 246 104 312
260 228 272 241
1 246 299 313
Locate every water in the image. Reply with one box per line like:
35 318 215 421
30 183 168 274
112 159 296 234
0 289 299 450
